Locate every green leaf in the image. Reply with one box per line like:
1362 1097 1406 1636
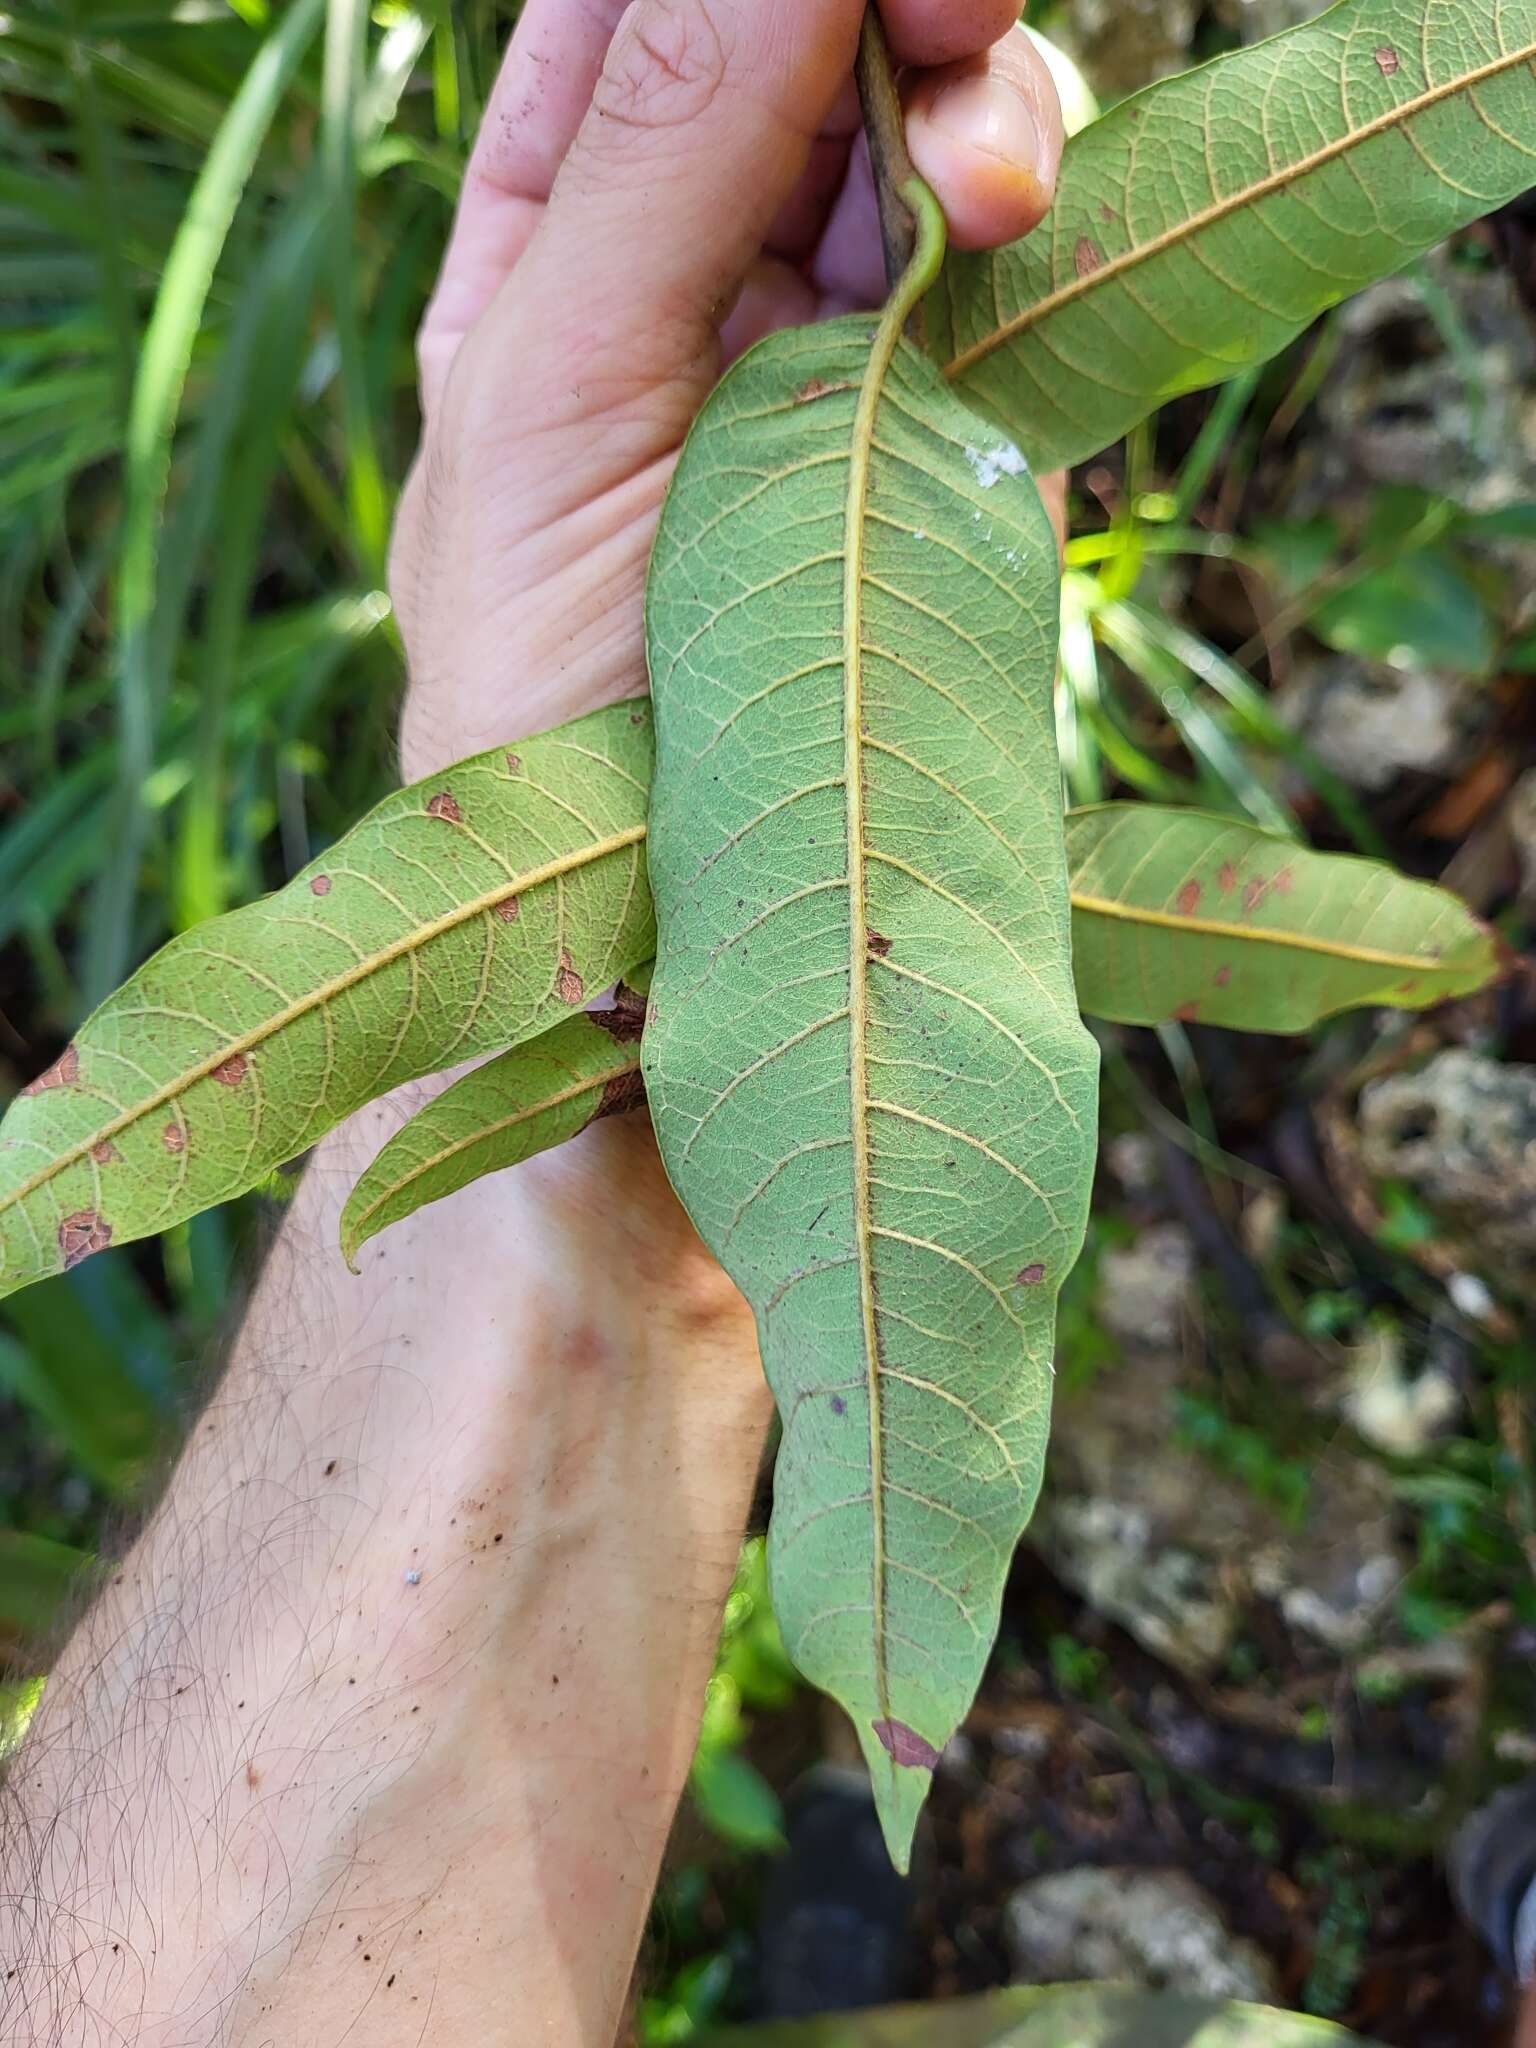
702 1986 1382 2047
339 970 651 1263
643 186 1098 1870
1310 551 1496 674
0 705 654 1303
1066 804 1497 1030
930 0 1536 471
687 1747 785 1853
0 1532 91 1656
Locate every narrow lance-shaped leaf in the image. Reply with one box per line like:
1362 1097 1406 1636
643 182 1099 1868
339 970 651 1263
0 704 655 1302
1066 804 1498 1031
929 0 1536 471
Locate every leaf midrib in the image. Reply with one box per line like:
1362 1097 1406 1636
0 824 647 1220
345 1052 640 1247
943 36 1536 381
1070 888 1467 971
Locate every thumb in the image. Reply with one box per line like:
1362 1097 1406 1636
477 0 862 448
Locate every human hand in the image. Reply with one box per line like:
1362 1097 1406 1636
384 0 1069 1422
391 0 1066 778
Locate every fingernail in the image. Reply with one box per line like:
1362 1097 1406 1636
927 74 1041 176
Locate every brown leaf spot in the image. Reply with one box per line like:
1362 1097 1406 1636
91 1141 117 1166
1175 879 1202 916
505 752 522 775
1172 1001 1201 1023
59 1209 112 1271
23 1045 79 1095
830 1395 847 1415
628 710 647 726
1214 964 1233 989
591 983 648 1044
866 927 892 959
162 1121 186 1155
1017 1262 1048 1287
796 376 850 404
493 893 521 924
1374 44 1401 75
1395 978 1420 995
1274 865 1294 895
1218 861 1238 894
426 790 464 824
212 1052 249 1088
1074 236 1105 279
592 1068 646 1122
310 874 332 897
1097 201 1116 225
1243 877 1268 912
872 1718 941 1771
555 950 585 1006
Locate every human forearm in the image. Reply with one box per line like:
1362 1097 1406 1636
1 1103 768 2046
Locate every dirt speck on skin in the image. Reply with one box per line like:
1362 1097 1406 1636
23 1044 79 1094
58 1209 112 1270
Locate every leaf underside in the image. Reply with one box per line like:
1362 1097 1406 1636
0 705 655 1301
931 0 1536 471
643 315 1099 1866
339 970 650 1261
1066 804 1499 1031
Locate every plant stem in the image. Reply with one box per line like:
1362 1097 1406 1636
854 6 917 291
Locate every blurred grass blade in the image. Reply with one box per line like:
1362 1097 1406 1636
1066 804 1499 1031
0 1532 91 1659
0 1269 171 1495
83 0 326 1006
931 0 1536 470
340 970 651 1263
0 706 654 1302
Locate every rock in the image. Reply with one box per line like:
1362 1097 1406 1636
1274 653 1481 793
1050 0 1198 99
1213 0 1331 36
1361 1051 1536 1297
1342 1317 1461 1457
1284 261 1536 518
1096 1223 1194 1350
1034 1338 1404 1673
1005 1868 1279 2001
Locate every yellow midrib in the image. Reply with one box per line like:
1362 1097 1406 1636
0 825 647 1221
345 1051 640 1247
1070 889 1460 971
944 37 1536 380
841 181 950 1741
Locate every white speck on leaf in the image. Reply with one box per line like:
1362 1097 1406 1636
965 439 1029 490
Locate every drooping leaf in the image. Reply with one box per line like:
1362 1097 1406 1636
643 185 1099 1869
339 970 651 1262
0 704 654 1302
703 1985 1381 2047
1066 804 1497 1030
930 0 1536 471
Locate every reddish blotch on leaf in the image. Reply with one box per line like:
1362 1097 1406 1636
426 790 464 824
872 1719 941 1771
555 950 585 1006
59 1209 112 1271
23 1045 79 1095
212 1052 249 1088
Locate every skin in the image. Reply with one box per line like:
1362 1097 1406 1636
0 5 1068 2043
